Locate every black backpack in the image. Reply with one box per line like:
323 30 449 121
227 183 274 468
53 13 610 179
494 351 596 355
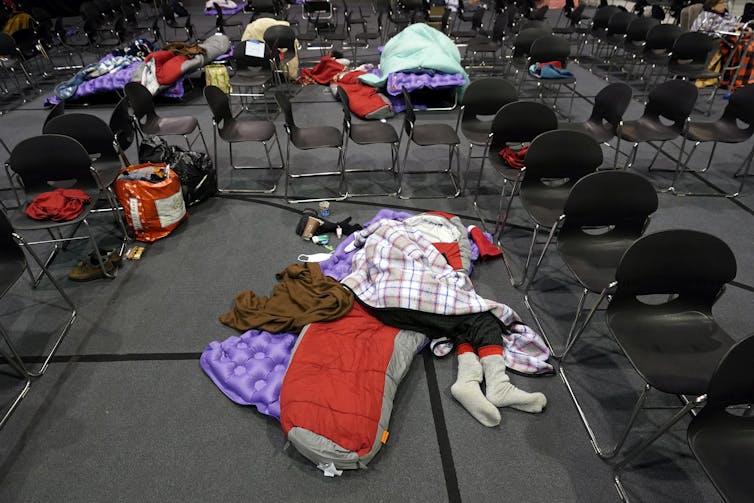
137 136 217 206
168 148 217 206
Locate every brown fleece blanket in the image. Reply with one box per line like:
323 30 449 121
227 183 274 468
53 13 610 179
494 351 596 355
220 262 353 333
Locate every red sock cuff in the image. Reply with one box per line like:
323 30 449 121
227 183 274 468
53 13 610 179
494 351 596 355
456 343 474 355
478 345 503 358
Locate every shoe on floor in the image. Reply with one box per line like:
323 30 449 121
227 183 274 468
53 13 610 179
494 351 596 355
68 251 120 281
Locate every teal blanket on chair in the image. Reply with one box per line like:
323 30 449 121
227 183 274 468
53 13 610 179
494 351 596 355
358 24 469 90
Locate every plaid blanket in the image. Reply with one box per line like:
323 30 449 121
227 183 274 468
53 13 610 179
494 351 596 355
341 219 552 374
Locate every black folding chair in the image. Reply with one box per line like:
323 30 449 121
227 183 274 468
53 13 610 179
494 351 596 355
124 81 208 153
336 86 400 197
205 85 283 194
275 91 345 203
0 209 76 385
398 88 462 199
5 135 115 287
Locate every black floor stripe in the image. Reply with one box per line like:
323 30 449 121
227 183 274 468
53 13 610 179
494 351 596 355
731 280 754 293
20 352 202 364
423 350 462 503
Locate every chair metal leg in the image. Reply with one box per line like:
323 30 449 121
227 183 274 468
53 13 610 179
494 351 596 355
560 369 652 459
673 140 753 198
0 336 30 429
613 394 707 501
558 284 614 360
10 234 77 377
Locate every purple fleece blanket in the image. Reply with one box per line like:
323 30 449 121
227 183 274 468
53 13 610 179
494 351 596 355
45 63 184 105
385 71 467 97
204 4 245 15
201 209 493 419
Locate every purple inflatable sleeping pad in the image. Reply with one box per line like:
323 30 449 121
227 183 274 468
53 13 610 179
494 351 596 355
200 209 492 419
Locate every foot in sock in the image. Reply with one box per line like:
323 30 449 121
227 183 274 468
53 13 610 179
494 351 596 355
451 352 501 427
481 354 547 413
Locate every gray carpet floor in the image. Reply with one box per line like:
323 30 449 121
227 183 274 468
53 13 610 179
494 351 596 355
0 1 753 502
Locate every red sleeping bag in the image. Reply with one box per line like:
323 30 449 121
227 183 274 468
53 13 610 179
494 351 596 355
280 302 425 469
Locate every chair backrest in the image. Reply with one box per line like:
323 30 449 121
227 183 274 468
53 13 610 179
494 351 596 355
670 31 717 64
680 2 704 31
562 170 658 229
336 85 353 130
518 19 551 33
43 113 119 158
8 134 95 192
644 23 683 52
721 83 754 130
644 79 698 126
109 97 135 152
530 5 548 20
592 5 621 31
513 27 550 57
401 87 417 136
0 33 19 57
607 11 636 36
523 129 603 182
625 16 660 45
486 10 507 41
275 91 297 132
204 84 235 128
470 8 485 30
705 334 754 409
0 208 26 270
460 78 518 120
123 81 157 121
529 34 570 65
233 40 272 71
612 229 736 300
569 3 586 24
489 101 558 150
591 82 632 129
44 100 66 128
264 24 296 52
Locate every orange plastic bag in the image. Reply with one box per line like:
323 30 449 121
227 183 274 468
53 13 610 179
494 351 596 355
114 163 187 242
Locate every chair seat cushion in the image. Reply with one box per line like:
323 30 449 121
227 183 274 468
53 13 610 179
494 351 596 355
607 299 735 395
559 120 615 143
220 119 276 142
291 125 342 149
487 150 525 181
230 71 271 88
143 115 199 136
685 121 752 143
350 122 399 145
618 117 680 142
411 123 459 146
93 156 125 186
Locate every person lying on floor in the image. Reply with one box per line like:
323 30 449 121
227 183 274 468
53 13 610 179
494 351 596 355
341 214 550 427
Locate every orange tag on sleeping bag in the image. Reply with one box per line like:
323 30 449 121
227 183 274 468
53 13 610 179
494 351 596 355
381 430 389 444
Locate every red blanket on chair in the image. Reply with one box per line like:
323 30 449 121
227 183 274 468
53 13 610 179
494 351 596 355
336 70 393 119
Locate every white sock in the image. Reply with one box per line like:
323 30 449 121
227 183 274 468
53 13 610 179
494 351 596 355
481 354 547 413
451 352 501 427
